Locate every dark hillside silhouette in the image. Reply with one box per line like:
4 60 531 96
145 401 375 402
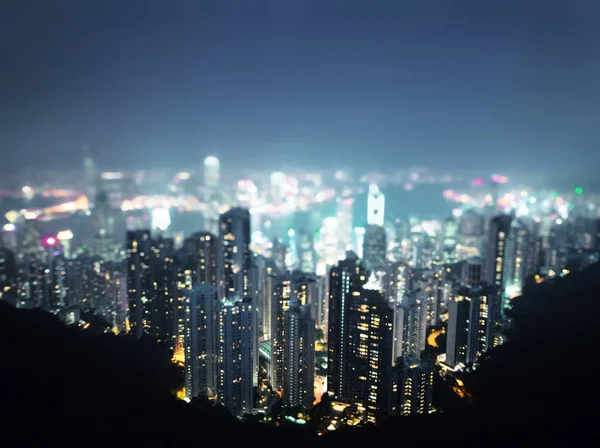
1 263 598 446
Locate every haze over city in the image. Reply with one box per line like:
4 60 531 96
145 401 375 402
2 0 599 175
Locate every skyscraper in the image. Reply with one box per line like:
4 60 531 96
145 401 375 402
504 218 533 299
445 290 471 367
217 207 251 301
485 214 512 336
93 189 115 256
391 357 434 416
401 290 427 360
327 251 367 398
484 214 512 290
217 297 255 417
363 224 387 271
126 229 152 339
183 232 218 286
284 304 315 409
336 197 354 252
446 286 492 368
203 156 220 190
22 219 41 256
367 184 385 227
328 254 393 422
184 285 218 400
0 248 17 304
83 149 97 203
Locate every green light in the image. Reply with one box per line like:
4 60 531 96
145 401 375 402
552 192 559 198
574 187 583 194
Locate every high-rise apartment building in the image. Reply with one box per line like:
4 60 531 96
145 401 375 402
217 297 255 417
328 254 393 422
184 285 218 400
446 286 492 367
391 357 434 416
217 207 251 301
284 304 315 409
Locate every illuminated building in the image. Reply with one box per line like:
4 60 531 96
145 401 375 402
328 254 393 422
457 209 485 259
297 230 316 273
183 232 218 286
367 184 385 227
22 219 42 256
284 304 315 409
1 223 18 253
83 151 96 203
446 286 492 368
126 229 152 339
484 214 512 340
319 217 341 266
217 297 255 417
442 216 458 263
354 227 365 259
185 285 218 400
125 209 151 231
484 214 512 289
93 189 116 258
445 291 470 367
151 208 171 234
217 207 251 301
504 218 534 298
270 272 317 392
203 156 220 189
100 171 129 207
259 259 276 340
391 357 434 416
460 257 483 287
336 197 354 251
362 224 387 271
383 262 409 362
401 290 427 360
327 252 366 398
347 274 393 422
147 236 178 346
107 271 128 333
270 172 286 203
0 248 17 304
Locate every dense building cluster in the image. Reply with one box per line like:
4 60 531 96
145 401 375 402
1 156 599 428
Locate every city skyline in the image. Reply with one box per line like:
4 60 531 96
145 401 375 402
0 1 598 443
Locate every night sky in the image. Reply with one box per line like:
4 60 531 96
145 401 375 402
2 0 599 174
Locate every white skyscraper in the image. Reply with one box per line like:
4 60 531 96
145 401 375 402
367 184 385 227
204 156 220 189
270 171 286 203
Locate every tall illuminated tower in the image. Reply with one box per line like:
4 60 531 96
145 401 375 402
336 197 354 251
83 147 97 204
203 156 220 189
367 184 385 227
184 285 218 400
217 207 251 301
217 297 255 417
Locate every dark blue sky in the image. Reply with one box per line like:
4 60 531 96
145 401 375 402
1 0 599 174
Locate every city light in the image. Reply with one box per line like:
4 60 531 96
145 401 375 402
57 230 74 240
574 187 583 194
44 236 57 246
491 173 508 183
3 223 15 232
